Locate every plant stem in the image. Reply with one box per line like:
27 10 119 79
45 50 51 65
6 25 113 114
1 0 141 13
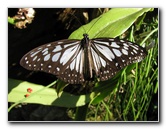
75 103 89 121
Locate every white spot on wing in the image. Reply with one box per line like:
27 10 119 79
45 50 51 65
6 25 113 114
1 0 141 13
75 50 82 72
37 58 41 62
99 57 106 67
94 40 109 45
42 48 48 53
123 43 129 47
131 52 134 55
122 49 128 55
94 44 115 61
43 51 48 55
70 59 75 71
37 47 42 50
53 45 62 52
30 50 40 57
46 44 51 47
133 49 137 54
56 67 60 71
112 49 122 57
57 42 63 44
111 42 120 48
60 45 79 65
52 53 61 62
64 41 79 48
79 51 83 74
108 39 115 41
33 56 38 61
123 46 128 50
120 39 125 42
91 48 100 72
130 45 139 50
44 54 50 61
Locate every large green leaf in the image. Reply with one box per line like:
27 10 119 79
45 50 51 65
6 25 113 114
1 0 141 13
8 78 91 108
69 8 152 39
8 78 118 108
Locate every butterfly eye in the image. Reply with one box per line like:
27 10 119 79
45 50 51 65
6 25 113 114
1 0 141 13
20 34 147 84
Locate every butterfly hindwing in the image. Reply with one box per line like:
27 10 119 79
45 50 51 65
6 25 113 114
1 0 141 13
56 47 85 84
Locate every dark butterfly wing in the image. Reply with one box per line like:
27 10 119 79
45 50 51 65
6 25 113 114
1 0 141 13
20 39 85 84
90 38 147 81
20 36 147 84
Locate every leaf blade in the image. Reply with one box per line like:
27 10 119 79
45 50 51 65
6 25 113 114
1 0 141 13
8 78 91 108
69 8 152 39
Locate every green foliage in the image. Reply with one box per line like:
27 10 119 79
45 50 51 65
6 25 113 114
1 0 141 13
8 17 16 25
69 8 152 39
86 9 158 121
8 78 92 111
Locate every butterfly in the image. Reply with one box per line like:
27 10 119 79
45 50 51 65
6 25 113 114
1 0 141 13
20 33 147 84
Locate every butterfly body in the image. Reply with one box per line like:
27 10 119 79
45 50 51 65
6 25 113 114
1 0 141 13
20 34 147 84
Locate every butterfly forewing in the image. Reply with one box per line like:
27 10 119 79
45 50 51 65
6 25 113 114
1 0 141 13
20 34 147 84
20 39 86 84
90 38 147 81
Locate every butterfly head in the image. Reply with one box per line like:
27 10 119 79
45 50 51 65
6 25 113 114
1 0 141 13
83 33 89 38
81 33 90 47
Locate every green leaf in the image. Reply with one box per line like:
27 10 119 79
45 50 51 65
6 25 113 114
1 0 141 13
8 17 16 25
69 8 152 39
8 78 91 109
90 78 118 105
55 79 69 96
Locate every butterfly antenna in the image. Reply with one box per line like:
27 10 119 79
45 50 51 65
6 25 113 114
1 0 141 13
70 11 102 34
69 12 87 33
